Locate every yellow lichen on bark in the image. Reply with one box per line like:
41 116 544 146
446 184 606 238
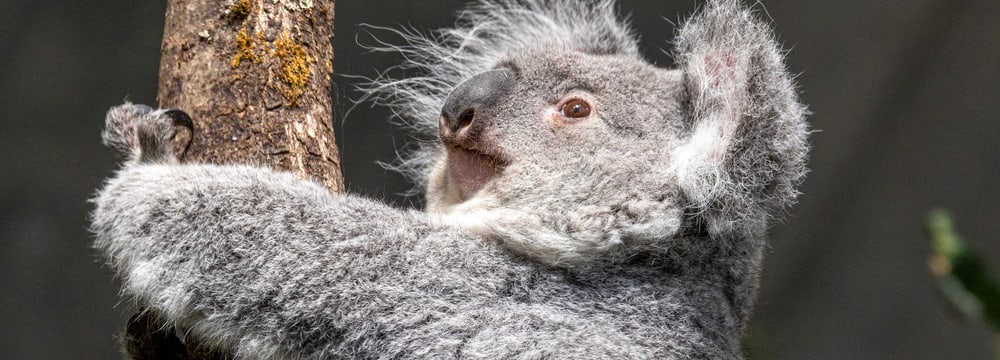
231 22 260 67
228 0 252 18
273 31 312 103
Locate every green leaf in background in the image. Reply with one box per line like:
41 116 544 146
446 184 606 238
926 209 1000 358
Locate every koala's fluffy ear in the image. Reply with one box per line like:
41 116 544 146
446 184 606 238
670 0 809 233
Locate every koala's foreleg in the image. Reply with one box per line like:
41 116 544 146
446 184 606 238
92 104 654 358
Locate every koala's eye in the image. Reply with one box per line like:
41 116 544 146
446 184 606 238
561 99 592 118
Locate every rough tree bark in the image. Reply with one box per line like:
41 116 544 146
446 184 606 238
122 0 341 358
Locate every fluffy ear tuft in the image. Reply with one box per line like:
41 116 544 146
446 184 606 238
671 0 810 234
674 0 775 126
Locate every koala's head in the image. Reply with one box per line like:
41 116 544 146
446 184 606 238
429 50 685 204
367 0 804 266
424 50 688 264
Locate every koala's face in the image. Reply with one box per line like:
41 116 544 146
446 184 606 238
424 47 691 264
427 48 685 214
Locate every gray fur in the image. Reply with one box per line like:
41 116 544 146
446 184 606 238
91 0 809 358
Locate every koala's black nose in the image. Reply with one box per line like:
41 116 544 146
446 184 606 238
441 69 514 134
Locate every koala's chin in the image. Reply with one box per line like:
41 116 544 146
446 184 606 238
444 147 503 200
425 148 507 214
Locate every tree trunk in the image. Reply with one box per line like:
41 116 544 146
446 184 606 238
123 0 341 358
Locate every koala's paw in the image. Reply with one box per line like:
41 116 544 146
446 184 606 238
102 103 192 165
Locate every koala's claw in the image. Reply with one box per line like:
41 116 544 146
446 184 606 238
161 109 193 160
163 109 193 131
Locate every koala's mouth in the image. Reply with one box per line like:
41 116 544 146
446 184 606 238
446 145 506 200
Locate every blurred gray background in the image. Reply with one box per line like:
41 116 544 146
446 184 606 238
1 0 998 358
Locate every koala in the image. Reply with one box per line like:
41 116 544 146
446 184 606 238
91 0 808 358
